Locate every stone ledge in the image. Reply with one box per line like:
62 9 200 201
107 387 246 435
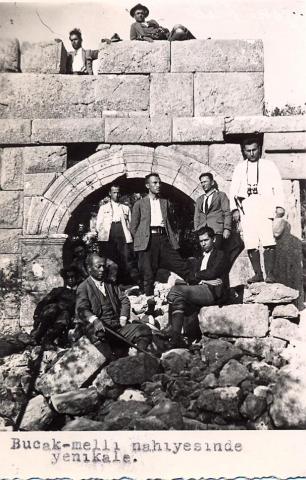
264 132 306 151
173 117 224 142
225 115 306 134
267 153 306 179
0 38 20 72
0 119 31 144
171 39 264 73
98 41 170 73
105 117 171 143
31 118 105 144
20 41 67 74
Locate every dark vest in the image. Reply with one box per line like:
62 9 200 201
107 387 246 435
96 287 120 330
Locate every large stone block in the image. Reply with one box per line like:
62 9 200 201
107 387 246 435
225 115 306 134
173 117 224 142
0 191 23 228
150 73 193 117
20 40 67 74
36 336 107 395
170 144 209 165
0 119 31 144
208 144 242 180
19 395 55 431
264 132 306 151
0 38 20 72
97 41 170 73
171 40 264 73
194 73 264 116
23 145 67 173
270 317 301 342
31 118 104 144
197 386 242 420
244 282 299 304
0 148 24 190
0 229 22 254
266 153 306 179
24 173 58 196
198 304 269 337
95 75 149 114
105 117 171 143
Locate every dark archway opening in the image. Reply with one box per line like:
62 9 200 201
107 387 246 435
63 175 200 268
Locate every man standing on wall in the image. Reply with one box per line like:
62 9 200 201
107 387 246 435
67 28 99 75
130 173 191 296
194 172 232 250
96 184 139 285
229 136 285 283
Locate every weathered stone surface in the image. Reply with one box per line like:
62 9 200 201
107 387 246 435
23 146 67 173
272 304 299 319
234 337 286 364
119 389 146 402
161 349 193 374
0 229 22 254
147 398 184 429
150 73 193 117
103 400 151 429
170 144 209 165
51 388 100 415
202 373 218 388
218 359 250 386
128 415 167 430
266 153 306 180
208 143 242 180
0 38 20 72
62 417 105 431
96 75 149 113
270 317 301 342
240 393 267 420
0 254 21 288
106 353 160 386
21 41 67 74
264 132 306 151
270 364 306 428
173 117 224 142
0 119 31 144
201 339 243 368
0 148 24 190
31 118 105 144
197 387 242 420
36 337 107 395
19 395 55 431
0 191 23 229
199 304 269 337
229 250 253 287
24 173 58 196
105 117 171 143
249 361 279 385
225 115 306 134
0 318 20 335
98 41 170 73
171 40 263 72
244 282 299 304
92 368 115 396
194 73 264 116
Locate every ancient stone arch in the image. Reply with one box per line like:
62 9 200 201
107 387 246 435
25 144 229 236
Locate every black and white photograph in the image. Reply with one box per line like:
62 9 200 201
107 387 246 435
0 0 305 477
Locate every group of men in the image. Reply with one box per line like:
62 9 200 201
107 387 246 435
32 136 285 355
67 3 194 74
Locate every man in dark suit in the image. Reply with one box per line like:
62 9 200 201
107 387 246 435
75 253 152 359
167 226 226 348
194 172 232 250
130 173 190 296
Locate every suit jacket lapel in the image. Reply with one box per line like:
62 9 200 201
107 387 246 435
88 277 104 313
144 196 151 224
160 198 167 223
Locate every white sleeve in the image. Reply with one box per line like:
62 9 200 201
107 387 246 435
96 206 103 232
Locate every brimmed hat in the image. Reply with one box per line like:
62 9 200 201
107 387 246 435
130 3 149 18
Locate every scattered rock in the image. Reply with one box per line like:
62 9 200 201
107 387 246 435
103 400 151 430
254 386 273 405
107 353 160 386
202 373 218 388
253 412 274 430
183 417 208 430
234 337 286 364
51 388 99 415
270 317 301 342
240 393 267 420
147 398 184 429
197 387 242 420
161 349 192 374
218 359 249 387
0 416 13 431
0 332 33 358
62 417 105 431
249 361 279 386
201 339 243 371
19 395 55 431
119 389 146 402
272 304 299 319
92 368 115 396
244 283 299 304
128 415 167 430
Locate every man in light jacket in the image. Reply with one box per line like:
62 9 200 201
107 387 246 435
229 136 285 283
96 185 139 285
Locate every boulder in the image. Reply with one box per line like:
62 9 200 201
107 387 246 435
234 337 286 364
199 304 269 337
106 353 160 386
253 412 274 430
201 339 243 368
103 400 151 430
92 368 115 396
62 417 105 431
128 415 167 430
272 304 299 319
202 373 218 388
51 388 100 415
197 387 242 421
161 349 193 374
119 389 146 402
249 361 279 386
240 393 267 420
270 317 301 342
0 38 19 72
35 336 107 396
19 395 55 431
218 359 250 387
147 398 184 429
244 282 299 304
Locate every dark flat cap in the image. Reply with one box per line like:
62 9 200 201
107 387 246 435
130 3 149 18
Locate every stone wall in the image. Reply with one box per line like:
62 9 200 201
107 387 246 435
0 38 305 331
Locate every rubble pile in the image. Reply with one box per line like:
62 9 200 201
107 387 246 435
1 281 306 431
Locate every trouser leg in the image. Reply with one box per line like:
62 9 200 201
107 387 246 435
138 236 159 296
159 235 190 281
247 248 264 283
264 246 276 283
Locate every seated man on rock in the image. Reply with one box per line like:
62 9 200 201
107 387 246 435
130 3 195 42
166 226 226 348
31 266 78 348
75 253 152 360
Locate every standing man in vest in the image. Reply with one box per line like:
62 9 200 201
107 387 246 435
130 173 190 296
96 184 139 285
229 137 285 283
67 28 99 75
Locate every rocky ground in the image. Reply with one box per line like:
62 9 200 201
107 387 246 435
1 279 306 431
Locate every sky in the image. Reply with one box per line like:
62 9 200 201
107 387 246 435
0 0 305 110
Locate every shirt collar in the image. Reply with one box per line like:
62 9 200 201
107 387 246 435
203 188 216 198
